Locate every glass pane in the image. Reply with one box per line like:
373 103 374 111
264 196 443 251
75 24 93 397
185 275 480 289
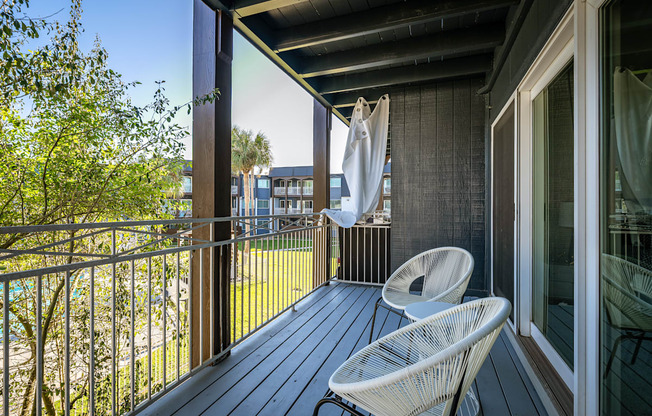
601 1 652 414
532 62 575 369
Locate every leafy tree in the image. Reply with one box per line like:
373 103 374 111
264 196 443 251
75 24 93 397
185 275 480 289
231 126 273 252
0 1 217 414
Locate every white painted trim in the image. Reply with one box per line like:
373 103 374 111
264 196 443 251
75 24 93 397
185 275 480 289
515 5 576 391
531 324 574 390
575 0 604 414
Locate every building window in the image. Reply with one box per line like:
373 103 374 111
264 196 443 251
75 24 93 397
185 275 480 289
279 199 286 208
330 199 341 209
383 177 391 193
330 177 341 188
257 199 269 209
182 176 192 193
257 178 270 188
383 200 391 212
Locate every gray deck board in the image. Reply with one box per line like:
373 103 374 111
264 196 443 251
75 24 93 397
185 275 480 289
146 283 549 416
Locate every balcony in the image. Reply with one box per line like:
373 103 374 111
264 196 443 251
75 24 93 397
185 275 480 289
0 214 548 416
148 284 546 416
274 187 307 196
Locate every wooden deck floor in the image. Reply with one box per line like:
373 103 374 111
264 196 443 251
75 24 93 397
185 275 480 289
147 283 548 416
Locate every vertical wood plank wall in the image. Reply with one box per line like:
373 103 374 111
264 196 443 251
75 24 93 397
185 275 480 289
390 78 487 292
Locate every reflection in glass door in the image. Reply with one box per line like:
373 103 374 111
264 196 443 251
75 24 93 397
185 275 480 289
532 62 575 369
601 1 652 414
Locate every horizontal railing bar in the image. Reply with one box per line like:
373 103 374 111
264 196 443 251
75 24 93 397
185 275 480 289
0 228 109 261
115 222 212 256
0 248 113 259
1 223 329 281
0 213 322 234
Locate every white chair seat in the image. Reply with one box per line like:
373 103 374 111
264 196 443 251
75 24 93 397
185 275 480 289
383 288 429 309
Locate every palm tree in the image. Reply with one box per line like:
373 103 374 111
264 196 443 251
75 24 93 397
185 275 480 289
231 126 273 253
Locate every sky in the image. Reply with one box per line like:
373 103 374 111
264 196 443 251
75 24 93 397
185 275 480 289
24 0 349 172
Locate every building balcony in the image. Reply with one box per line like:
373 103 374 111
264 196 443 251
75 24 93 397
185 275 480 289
0 215 549 416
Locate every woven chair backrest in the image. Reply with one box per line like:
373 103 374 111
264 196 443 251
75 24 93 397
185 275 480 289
602 254 652 332
388 247 473 300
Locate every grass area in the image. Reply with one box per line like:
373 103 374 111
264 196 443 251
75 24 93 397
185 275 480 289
231 248 314 340
66 336 190 415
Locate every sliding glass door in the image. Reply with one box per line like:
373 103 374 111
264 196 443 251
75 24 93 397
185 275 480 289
532 62 575 370
600 1 652 414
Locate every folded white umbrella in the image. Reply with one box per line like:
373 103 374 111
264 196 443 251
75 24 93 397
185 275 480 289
323 94 390 227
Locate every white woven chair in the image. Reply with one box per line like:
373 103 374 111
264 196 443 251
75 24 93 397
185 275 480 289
369 247 474 342
602 254 652 376
313 297 511 416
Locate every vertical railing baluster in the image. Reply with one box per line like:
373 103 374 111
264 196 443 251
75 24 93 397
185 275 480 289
130 261 135 412
363 223 367 284
162 255 167 390
265 235 269 324
65 270 71 416
275 232 279 316
147 257 152 399
385 225 388 283
90 267 95 416
4 278 9 416
255 230 258 329
240 236 244 341
36 275 42 416
247 237 251 334
111 229 116 416
209 225 213 360
176 251 180 382
199 248 204 364
188 249 193 372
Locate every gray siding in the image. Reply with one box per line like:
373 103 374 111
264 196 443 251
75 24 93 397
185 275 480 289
390 78 487 293
490 0 573 122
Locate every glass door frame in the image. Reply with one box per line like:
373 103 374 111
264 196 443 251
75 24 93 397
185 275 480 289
515 8 575 391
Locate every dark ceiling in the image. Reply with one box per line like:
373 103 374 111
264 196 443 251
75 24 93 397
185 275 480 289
202 0 524 124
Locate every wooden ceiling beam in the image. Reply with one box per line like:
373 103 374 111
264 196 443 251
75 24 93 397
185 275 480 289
297 25 503 77
233 0 310 18
315 55 492 94
270 0 517 52
324 88 392 108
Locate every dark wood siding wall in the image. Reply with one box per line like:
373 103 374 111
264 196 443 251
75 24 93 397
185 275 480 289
390 78 488 294
490 0 573 123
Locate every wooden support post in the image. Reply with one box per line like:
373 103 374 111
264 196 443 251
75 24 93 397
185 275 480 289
313 100 332 285
192 0 233 367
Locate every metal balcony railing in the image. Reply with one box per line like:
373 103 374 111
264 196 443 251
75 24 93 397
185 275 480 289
0 213 339 416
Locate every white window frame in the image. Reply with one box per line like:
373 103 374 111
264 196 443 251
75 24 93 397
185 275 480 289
257 199 269 209
576 1 604 414
515 7 575 391
257 178 270 188
330 177 341 188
